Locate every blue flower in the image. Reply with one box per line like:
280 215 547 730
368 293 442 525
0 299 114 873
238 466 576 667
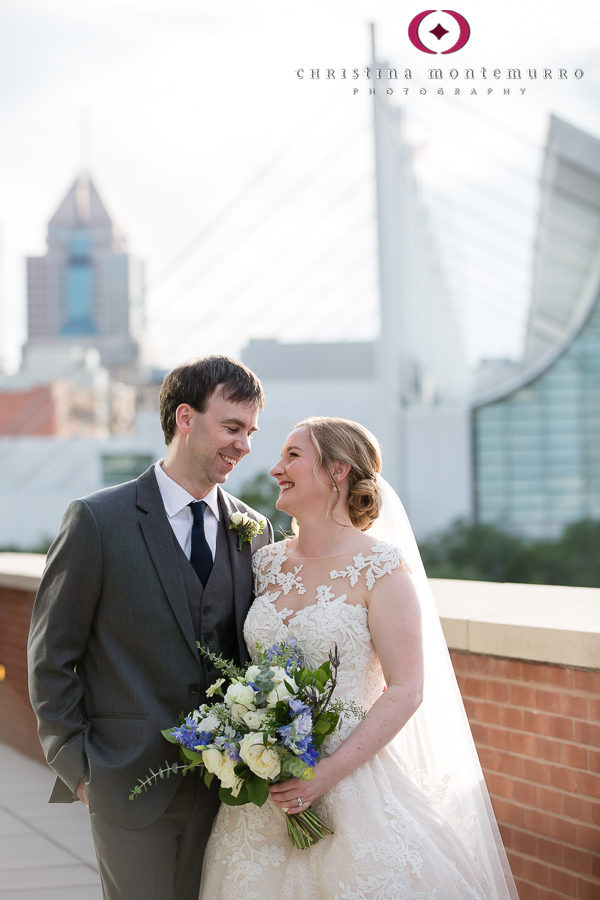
289 698 310 716
266 640 305 669
222 742 240 762
172 723 208 751
291 709 313 738
277 709 313 753
299 739 319 767
277 722 295 748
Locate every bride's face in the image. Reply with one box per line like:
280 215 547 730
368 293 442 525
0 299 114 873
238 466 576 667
270 426 330 515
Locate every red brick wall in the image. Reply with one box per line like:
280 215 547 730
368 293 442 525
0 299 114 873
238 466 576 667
0 586 45 762
452 650 600 900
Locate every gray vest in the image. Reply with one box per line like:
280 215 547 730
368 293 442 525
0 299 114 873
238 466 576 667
173 514 238 692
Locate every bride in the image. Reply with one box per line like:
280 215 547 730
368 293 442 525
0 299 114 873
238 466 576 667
199 417 518 899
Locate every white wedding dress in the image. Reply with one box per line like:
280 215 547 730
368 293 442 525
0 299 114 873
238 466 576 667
199 541 493 900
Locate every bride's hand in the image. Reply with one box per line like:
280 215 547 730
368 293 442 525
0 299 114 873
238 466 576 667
269 759 337 815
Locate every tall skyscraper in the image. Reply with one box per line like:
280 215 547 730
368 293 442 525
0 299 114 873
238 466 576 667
24 172 145 375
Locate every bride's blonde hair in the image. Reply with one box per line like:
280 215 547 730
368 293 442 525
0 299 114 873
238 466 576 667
295 417 382 531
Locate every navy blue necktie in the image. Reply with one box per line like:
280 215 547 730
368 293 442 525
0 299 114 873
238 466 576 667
189 501 213 587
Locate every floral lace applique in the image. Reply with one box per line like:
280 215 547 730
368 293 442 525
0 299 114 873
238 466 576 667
253 543 306 596
315 584 335 603
276 565 306 596
330 542 408 590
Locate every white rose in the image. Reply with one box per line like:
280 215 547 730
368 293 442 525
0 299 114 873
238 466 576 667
265 675 297 708
219 756 243 797
202 747 225 776
225 682 257 710
245 665 262 681
197 713 220 734
241 513 251 525
239 733 281 781
242 708 268 730
269 666 289 685
228 703 250 725
230 512 243 526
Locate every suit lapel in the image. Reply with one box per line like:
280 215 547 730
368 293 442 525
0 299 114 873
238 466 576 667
136 468 198 659
218 489 253 657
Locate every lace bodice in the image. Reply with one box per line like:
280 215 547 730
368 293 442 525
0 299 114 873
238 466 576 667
245 540 409 745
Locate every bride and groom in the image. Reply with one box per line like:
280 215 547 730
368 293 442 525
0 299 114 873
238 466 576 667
28 355 517 899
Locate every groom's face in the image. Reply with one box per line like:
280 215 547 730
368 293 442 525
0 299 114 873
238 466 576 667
179 385 259 491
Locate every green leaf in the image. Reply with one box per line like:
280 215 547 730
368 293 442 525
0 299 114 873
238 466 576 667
312 711 338 735
282 755 313 779
161 727 179 744
312 733 326 751
296 668 316 688
219 783 249 806
316 662 331 682
181 747 204 764
246 776 270 807
271 702 291 725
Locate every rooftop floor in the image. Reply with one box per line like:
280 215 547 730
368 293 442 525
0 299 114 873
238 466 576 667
0 742 101 899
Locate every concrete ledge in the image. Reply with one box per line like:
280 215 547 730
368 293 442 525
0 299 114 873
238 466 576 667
0 553 45 592
432 578 600 669
1 554 599 670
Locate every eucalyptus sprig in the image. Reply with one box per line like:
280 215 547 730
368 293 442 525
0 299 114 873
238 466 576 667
128 760 188 800
196 644 246 681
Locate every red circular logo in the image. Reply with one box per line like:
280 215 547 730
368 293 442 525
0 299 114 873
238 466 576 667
408 10 471 54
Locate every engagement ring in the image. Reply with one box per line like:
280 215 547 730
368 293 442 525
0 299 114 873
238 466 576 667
297 797 304 808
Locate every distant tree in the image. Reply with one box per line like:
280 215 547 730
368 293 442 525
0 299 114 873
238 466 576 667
419 520 526 583
0 536 53 554
517 519 600 588
237 471 291 541
418 518 600 588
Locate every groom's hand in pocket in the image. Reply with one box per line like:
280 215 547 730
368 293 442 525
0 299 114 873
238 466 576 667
76 778 89 809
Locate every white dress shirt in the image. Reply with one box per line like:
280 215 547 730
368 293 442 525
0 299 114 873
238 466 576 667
153 460 219 559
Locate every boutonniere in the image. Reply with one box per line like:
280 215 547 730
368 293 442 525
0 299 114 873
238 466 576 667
229 512 264 551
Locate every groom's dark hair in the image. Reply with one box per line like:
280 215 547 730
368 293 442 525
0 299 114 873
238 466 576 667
159 355 264 443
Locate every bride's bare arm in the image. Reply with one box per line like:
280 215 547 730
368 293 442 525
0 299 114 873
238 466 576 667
269 568 424 811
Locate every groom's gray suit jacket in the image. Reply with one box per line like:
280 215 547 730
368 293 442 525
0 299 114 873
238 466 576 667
28 466 272 829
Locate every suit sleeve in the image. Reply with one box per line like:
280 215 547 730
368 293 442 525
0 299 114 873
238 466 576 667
265 517 274 544
27 499 102 794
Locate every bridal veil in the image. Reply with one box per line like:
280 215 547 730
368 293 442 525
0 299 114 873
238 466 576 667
368 476 518 899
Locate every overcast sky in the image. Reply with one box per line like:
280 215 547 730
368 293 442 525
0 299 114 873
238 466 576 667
1 0 598 372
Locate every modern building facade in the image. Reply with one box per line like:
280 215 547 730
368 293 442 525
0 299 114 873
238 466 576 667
473 117 600 539
24 172 145 375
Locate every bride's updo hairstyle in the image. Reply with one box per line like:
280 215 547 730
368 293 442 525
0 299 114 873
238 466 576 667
295 417 382 531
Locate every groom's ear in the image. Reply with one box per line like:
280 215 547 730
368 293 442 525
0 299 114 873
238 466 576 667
175 403 194 435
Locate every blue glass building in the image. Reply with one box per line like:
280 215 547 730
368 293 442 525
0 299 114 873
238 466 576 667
473 117 600 539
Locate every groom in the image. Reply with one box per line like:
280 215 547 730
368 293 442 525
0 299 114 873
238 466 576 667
28 355 273 900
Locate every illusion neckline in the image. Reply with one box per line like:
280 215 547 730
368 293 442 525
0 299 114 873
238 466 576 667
283 539 382 561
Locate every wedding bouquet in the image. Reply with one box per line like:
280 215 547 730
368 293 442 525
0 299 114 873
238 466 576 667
129 641 359 849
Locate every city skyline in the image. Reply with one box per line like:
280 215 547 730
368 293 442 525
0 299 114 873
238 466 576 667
1 0 599 373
